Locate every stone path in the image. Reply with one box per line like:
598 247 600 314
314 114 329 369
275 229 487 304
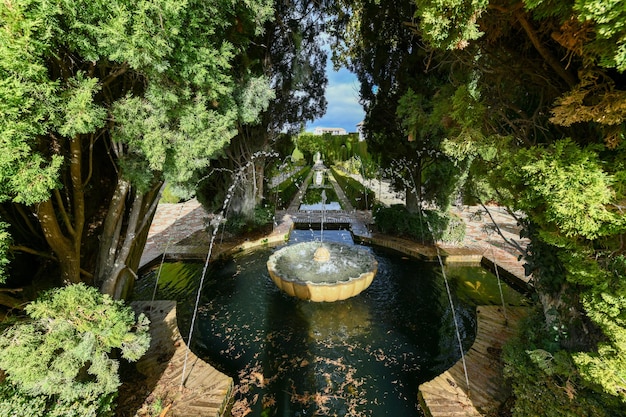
274 165 373 238
140 200 207 269
448 205 530 290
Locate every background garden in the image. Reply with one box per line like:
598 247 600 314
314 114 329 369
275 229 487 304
0 0 625 416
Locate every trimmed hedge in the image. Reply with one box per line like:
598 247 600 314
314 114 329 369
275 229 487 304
270 166 311 209
373 204 466 243
329 166 375 210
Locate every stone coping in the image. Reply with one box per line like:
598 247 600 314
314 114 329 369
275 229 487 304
129 301 233 417
138 216 531 416
142 226 531 294
267 241 379 302
418 306 529 417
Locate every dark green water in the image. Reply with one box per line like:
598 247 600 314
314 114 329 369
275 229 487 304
135 231 528 417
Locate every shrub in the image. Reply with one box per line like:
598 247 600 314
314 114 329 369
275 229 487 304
270 166 311 209
329 166 375 210
0 284 150 417
301 185 339 205
441 211 466 243
502 309 623 417
373 204 465 243
224 205 274 235
159 183 182 204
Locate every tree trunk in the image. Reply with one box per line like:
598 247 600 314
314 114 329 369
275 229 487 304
36 199 81 284
95 177 130 283
406 187 420 213
227 163 259 221
405 160 423 214
0 292 23 310
98 180 162 298
240 165 258 220
32 135 87 285
255 157 265 205
515 11 577 87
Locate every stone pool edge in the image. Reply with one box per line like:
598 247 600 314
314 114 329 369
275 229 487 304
137 214 532 417
128 300 234 417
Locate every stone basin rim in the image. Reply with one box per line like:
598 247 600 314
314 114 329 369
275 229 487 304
266 241 378 285
265 268 377 285
267 241 379 302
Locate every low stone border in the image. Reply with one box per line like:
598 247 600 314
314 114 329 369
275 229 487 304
128 301 233 417
138 209 531 417
418 306 529 417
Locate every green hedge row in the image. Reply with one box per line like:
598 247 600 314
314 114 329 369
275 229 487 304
329 166 375 210
373 204 466 243
270 166 311 209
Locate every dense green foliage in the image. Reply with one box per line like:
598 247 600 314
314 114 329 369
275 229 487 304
296 132 372 167
373 205 465 243
327 1 470 212
501 140 624 241
1 0 625 413
0 284 150 416
329 167 375 210
327 0 626 413
269 166 312 209
403 0 626 413
159 184 183 204
223 206 274 236
195 0 327 221
503 309 624 417
295 133 327 163
302 185 340 206
0 0 273 295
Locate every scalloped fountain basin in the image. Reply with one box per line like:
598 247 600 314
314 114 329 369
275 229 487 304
267 241 378 302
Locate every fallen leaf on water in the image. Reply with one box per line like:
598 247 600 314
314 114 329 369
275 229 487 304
251 372 265 386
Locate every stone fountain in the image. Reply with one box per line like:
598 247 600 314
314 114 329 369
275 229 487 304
268 155 377 302
267 241 378 302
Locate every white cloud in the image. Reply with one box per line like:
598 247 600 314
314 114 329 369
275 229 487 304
307 67 365 133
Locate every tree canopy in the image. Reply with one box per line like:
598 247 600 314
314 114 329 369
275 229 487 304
1 0 626 414
410 0 626 411
0 0 273 297
329 0 626 413
195 0 328 219
327 0 469 211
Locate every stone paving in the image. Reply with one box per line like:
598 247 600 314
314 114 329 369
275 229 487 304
140 199 208 269
442 205 531 291
418 306 529 417
141 196 532 292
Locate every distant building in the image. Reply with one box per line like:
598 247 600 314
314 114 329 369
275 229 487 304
313 127 347 136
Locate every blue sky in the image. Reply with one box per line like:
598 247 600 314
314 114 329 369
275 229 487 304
306 62 365 134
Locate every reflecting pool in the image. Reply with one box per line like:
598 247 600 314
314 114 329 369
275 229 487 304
134 231 528 417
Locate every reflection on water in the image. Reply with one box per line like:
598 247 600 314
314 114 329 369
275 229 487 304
299 202 343 211
134 231 528 417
